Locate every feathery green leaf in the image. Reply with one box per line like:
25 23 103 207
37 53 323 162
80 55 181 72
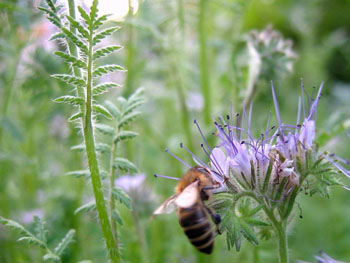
114 157 138 173
93 82 120 96
118 111 142 129
93 26 120 45
93 45 123 60
54 51 87 69
112 187 131 209
54 229 76 256
114 131 138 144
93 64 125 77
54 96 84 106
74 202 96 214
104 101 121 119
95 123 115 135
52 74 86 86
93 104 113 119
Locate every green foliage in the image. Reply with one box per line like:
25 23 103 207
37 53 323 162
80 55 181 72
0 216 75 262
114 157 138 173
112 187 131 209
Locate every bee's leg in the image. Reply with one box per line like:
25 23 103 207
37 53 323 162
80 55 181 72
201 185 220 200
204 205 222 235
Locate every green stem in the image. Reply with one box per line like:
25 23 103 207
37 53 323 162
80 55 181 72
123 6 135 97
177 0 185 42
198 0 211 125
275 222 288 263
67 0 84 97
262 206 289 263
131 205 149 263
108 136 119 249
83 12 120 263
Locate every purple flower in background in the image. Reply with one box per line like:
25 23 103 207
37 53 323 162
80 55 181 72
20 209 44 224
297 251 347 263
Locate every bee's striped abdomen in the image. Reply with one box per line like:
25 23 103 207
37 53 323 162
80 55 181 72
178 206 214 254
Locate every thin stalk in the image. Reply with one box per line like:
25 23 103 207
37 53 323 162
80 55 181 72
262 205 289 263
198 0 211 125
276 223 288 263
108 136 119 249
123 7 135 97
177 0 185 42
131 205 149 263
67 0 84 98
164 54 194 150
82 13 120 262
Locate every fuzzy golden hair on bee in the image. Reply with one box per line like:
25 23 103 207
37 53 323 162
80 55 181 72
153 166 222 254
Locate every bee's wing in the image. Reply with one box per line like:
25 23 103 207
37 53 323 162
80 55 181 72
175 181 199 208
153 194 178 215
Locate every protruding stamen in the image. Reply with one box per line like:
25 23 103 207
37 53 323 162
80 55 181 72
297 96 301 125
301 79 306 119
165 148 191 168
154 174 180 180
308 82 324 120
194 119 212 152
271 81 285 142
200 144 224 178
180 142 208 168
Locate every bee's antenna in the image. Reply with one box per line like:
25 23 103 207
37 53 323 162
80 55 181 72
165 148 191 168
153 174 180 180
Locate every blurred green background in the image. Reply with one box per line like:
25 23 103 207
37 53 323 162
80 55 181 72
0 0 349 262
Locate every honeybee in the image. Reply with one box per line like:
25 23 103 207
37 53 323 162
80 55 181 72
153 166 222 254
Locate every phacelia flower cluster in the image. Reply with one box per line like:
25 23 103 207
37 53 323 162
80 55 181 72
165 81 346 210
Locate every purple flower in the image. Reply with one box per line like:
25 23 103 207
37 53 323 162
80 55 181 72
297 251 347 263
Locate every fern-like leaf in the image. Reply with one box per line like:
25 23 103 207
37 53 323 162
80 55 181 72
49 32 66 41
93 104 113 119
95 123 115 135
54 229 76 256
68 112 84 122
33 216 48 244
54 96 84 106
42 253 60 263
114 157 138 173
93 83 120 96
74 202 96 214
114 131 138 144
93 46 123 60
112 209 123 225
93 26 120 45
78 6 90 24
94 14 109 29
104 101 121 119
37 7 61 28
93 65 125 77
66 15 89 39
65 170 90 179
118 111 142 129
52 74 86 86
54 51 87 69
112 187 131 209
62 28 88 55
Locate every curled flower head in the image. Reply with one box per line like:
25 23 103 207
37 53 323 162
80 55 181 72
247 25 297 80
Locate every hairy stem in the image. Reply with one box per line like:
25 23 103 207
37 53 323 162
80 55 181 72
262 205 289 263
198 0 211 125
82 12 120 262
276 223 288 263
